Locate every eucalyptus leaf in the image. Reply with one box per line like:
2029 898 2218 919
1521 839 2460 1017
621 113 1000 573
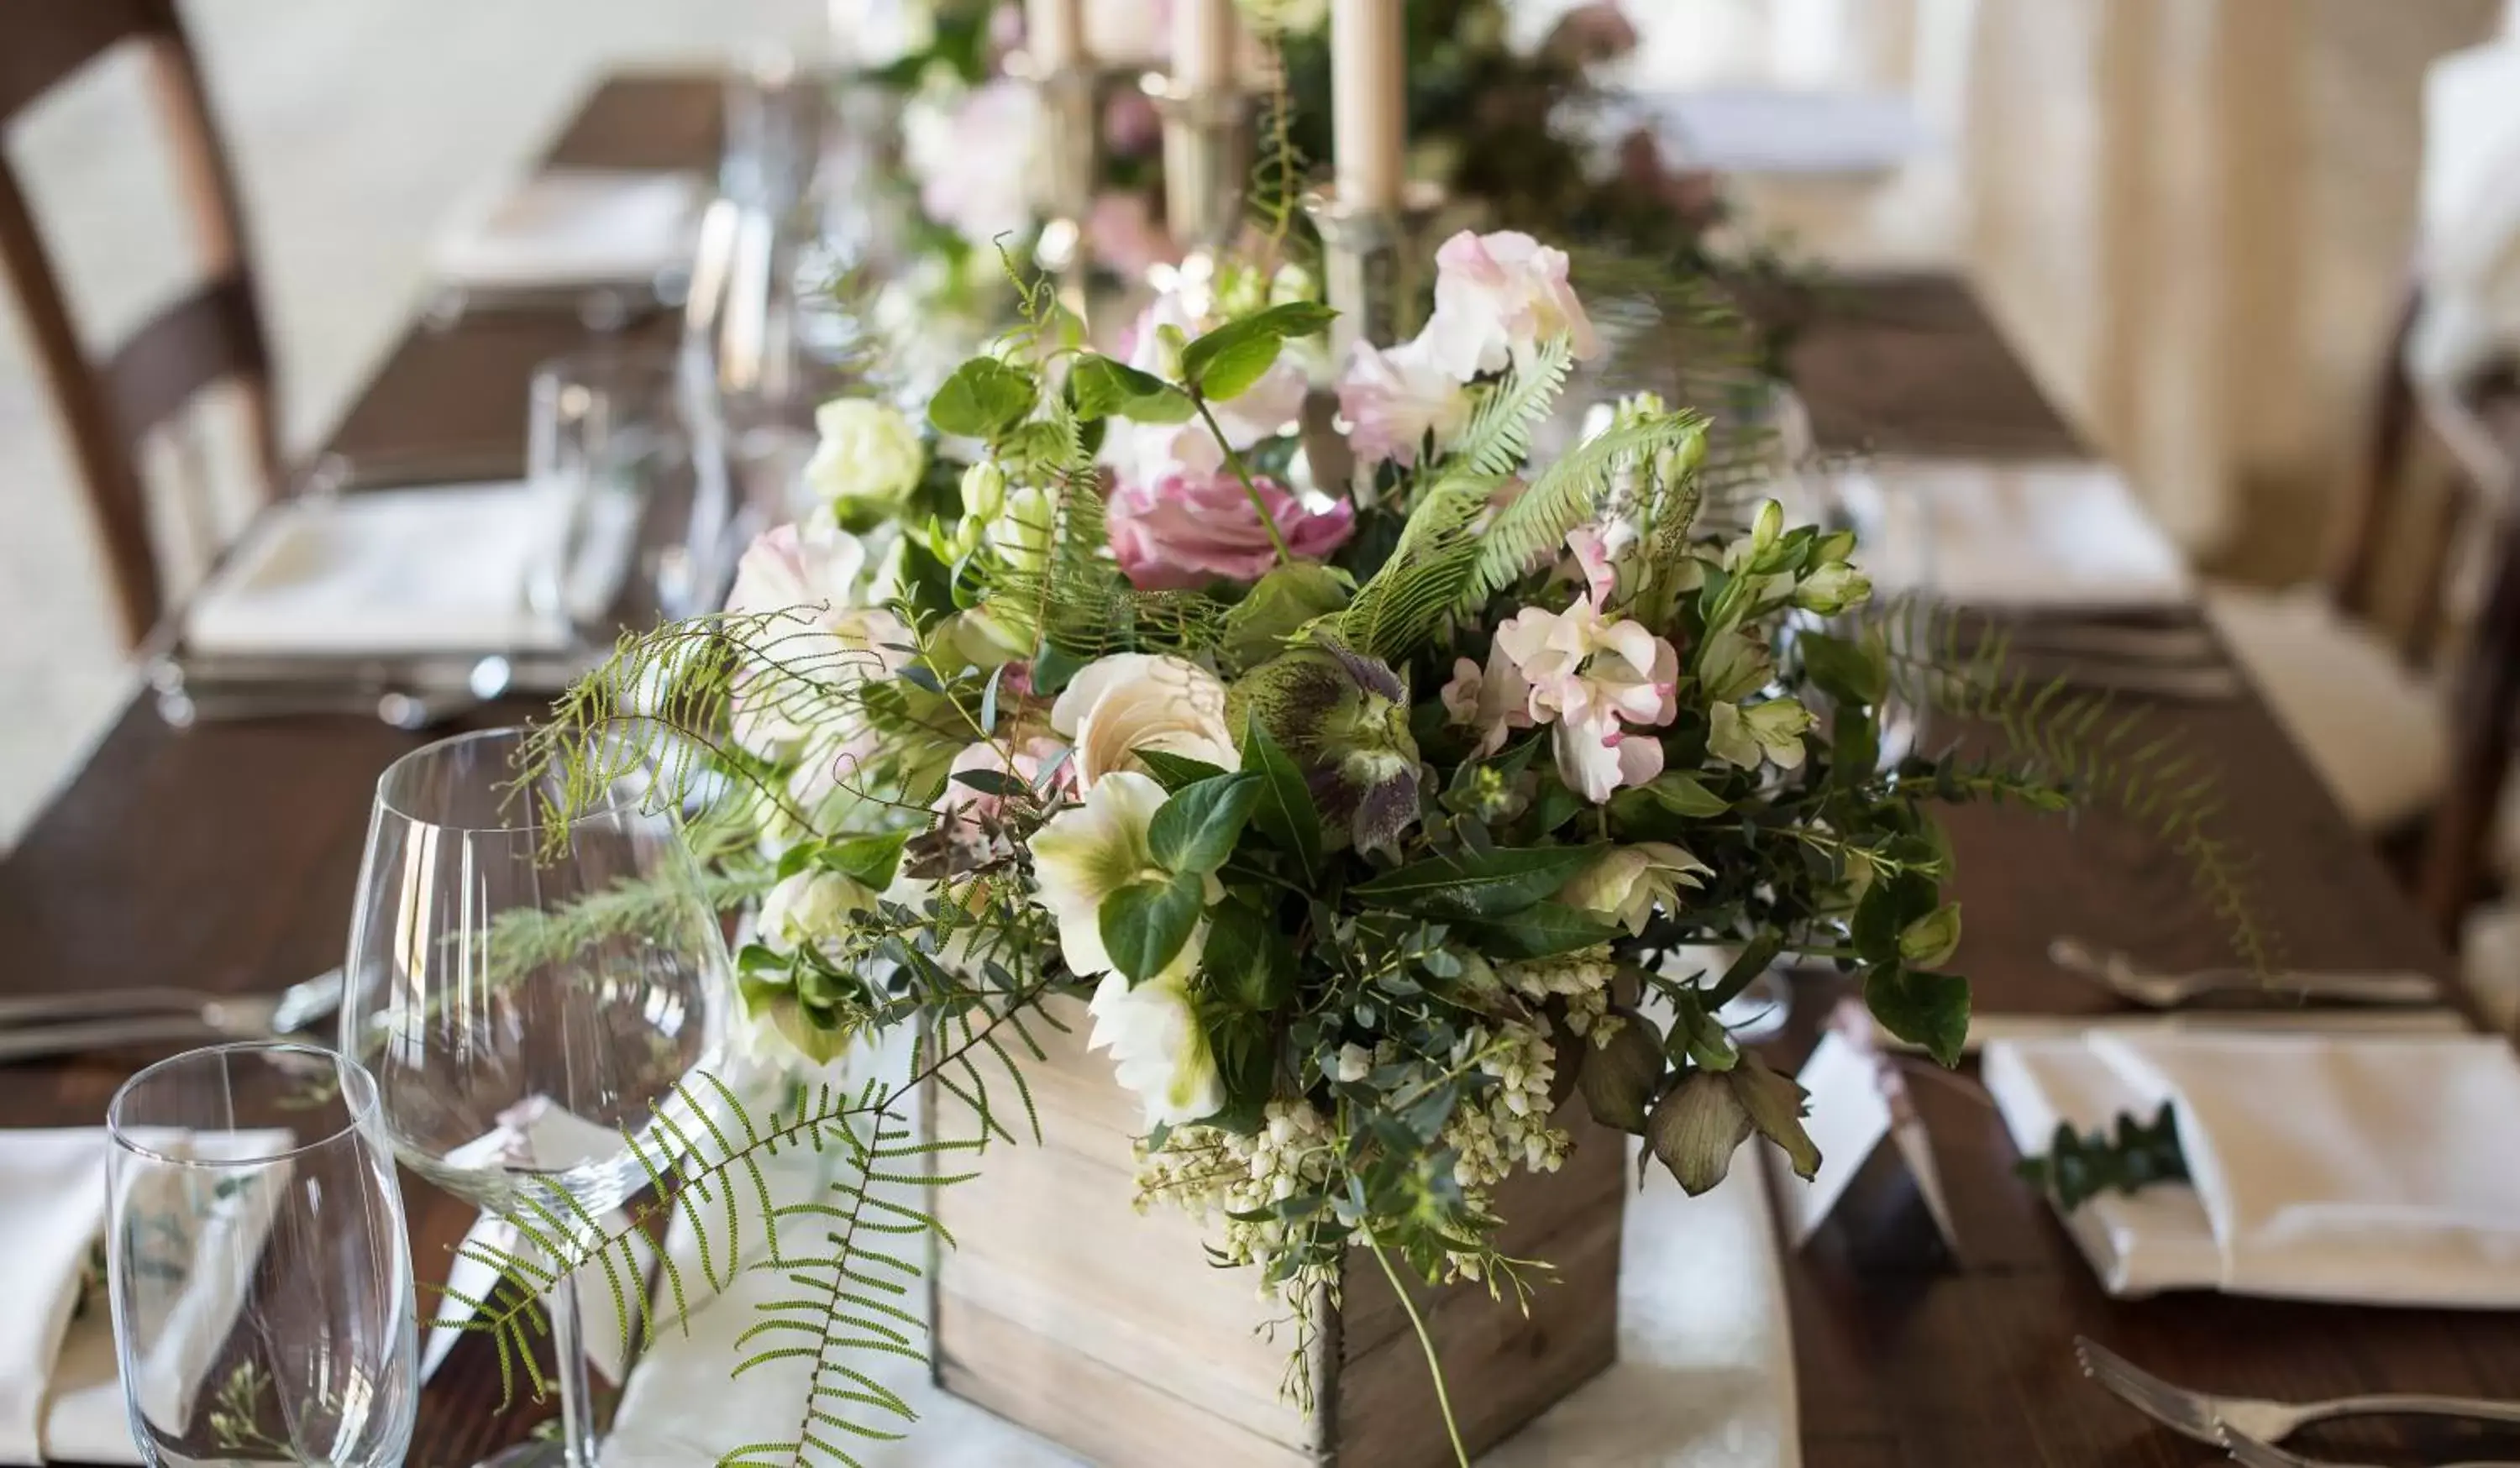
1579 1014 1663 1135
1865 963 1971 1067
1241 715 1322 883
1099 871 1206 984
927 357 1035 438
1646 1070 1754 1196
1729 1054 1820 1182
1348 844 1602 920
1148 773 1263 875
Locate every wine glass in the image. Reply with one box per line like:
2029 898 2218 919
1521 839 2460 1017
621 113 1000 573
107 1041 417 1466
342 726 732 1467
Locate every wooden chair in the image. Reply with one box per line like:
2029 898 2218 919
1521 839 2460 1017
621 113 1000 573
2218 280 2520 945
0 0 281 647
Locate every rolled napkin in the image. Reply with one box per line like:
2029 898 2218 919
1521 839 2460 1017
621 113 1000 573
433 170 706 290
1986 1030 2520 1304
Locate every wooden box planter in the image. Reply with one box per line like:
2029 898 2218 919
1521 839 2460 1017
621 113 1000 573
928 998 1625 1467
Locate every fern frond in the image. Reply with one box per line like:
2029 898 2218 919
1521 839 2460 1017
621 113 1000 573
1449 337 1572 483
1473 413 1706 604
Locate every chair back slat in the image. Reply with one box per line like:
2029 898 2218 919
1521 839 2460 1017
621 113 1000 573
0 0 277 646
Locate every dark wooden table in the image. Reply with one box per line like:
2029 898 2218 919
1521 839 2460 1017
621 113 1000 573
2 71 2507 1468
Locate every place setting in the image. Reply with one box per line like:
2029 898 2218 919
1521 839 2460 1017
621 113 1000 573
6 3 2520 1468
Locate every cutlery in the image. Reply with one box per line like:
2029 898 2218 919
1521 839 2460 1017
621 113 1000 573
155 654 516 731
0 969 344 1064
2222 1427 2520 1468
422 280 662 333
2050 937 2447 1008
1880 1007 2471 1058
2076 1336 2520 1446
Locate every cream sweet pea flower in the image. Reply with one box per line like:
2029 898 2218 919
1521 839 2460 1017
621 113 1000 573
1559 842 1711 936
1492 597 1680 802
1337 336 1472 469
805 398 927 509
1049 653 1241 789
1418 229 1603 380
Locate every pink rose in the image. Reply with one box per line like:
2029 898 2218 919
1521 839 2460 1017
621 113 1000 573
1337 336 1472 469
1106 469 1355 589
1419 229 1603 380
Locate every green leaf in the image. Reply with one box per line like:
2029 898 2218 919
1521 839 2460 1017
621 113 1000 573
950 768 1028 798
1070 354 1195 423
1099 871 1206 983
819 831 908 891
1578 1013 1663 1135
1148 773 1262 874
1135 749 1231 794
1348 844 1603 920
1641 771 1731 818
1866 964 1971 1067
1240 715 1322 883
927 357 1036 438
1898 903 1964 970
1459 902 1623 959
1179 301 1336 401
1646 1070 1753 1196
1031 642 1089 696
1206 899 1298 1012
1663 988 1740 1072
1730 1054 1820 1182
1798 631 1889 708
1705 933 1783 1008
1852 872 1938 966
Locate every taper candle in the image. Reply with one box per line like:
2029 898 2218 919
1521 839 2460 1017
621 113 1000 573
1173 0 1236 91
1026 0 1084 71
1330 0 1404 212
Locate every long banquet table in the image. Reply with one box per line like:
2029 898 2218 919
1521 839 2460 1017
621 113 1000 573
2 72 2512 1468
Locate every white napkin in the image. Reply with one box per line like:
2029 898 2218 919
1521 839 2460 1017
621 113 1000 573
186 482 638 658
0 1129 291 1466
1860 458 2193 611
434 170 705 290
1985 1030 2520 1304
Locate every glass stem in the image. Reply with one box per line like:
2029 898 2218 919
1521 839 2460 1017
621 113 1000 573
548 1272 600 1465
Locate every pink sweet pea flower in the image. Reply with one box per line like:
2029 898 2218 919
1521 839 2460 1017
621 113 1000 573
1418 229 1603 380
1106 468 1355 589
1490 596 1679 802
1337 336 1473 468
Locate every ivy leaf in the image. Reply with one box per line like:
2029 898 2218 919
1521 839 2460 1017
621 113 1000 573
1865 963 1971 1067
1099 871 1206 983
1730 1053 1820 1182
1136 749 1230 794
1241 715 1322 883
1852 872 1939 966
927 357 1036 438
1349 844 1602 919
1578 1013 1663 1135
1179 301 1337 401
1459 902 1624 959
1070 354 1195 423
1646 1070 1754 1196
819 831 909 891
1148 773 1263 875
1798 630 1889 708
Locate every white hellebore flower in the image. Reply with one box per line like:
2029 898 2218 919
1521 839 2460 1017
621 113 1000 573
757 868 878 954
1027 771 1226 1126
805 398 927 510
1049 653 1242 789
1708 698 1818 772
1559 842 1711 936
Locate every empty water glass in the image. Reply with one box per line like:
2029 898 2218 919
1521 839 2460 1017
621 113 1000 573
106 1042 417 1466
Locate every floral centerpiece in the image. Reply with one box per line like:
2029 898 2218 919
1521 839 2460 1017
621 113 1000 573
486 202 2177 1465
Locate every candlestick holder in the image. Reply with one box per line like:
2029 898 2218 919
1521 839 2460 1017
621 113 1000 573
1015 53 1100 321
1301 179 1446 369
1144 74 1250 253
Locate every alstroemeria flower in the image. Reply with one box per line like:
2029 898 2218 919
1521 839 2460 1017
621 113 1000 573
1106 468 1355 590
1558 842 1712 936
1708 697 1817 772
1418 229 1603 380
1337 336 1472 468
1087 958 1225 1128
1050 653 1240 789
1494 597 1681 802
